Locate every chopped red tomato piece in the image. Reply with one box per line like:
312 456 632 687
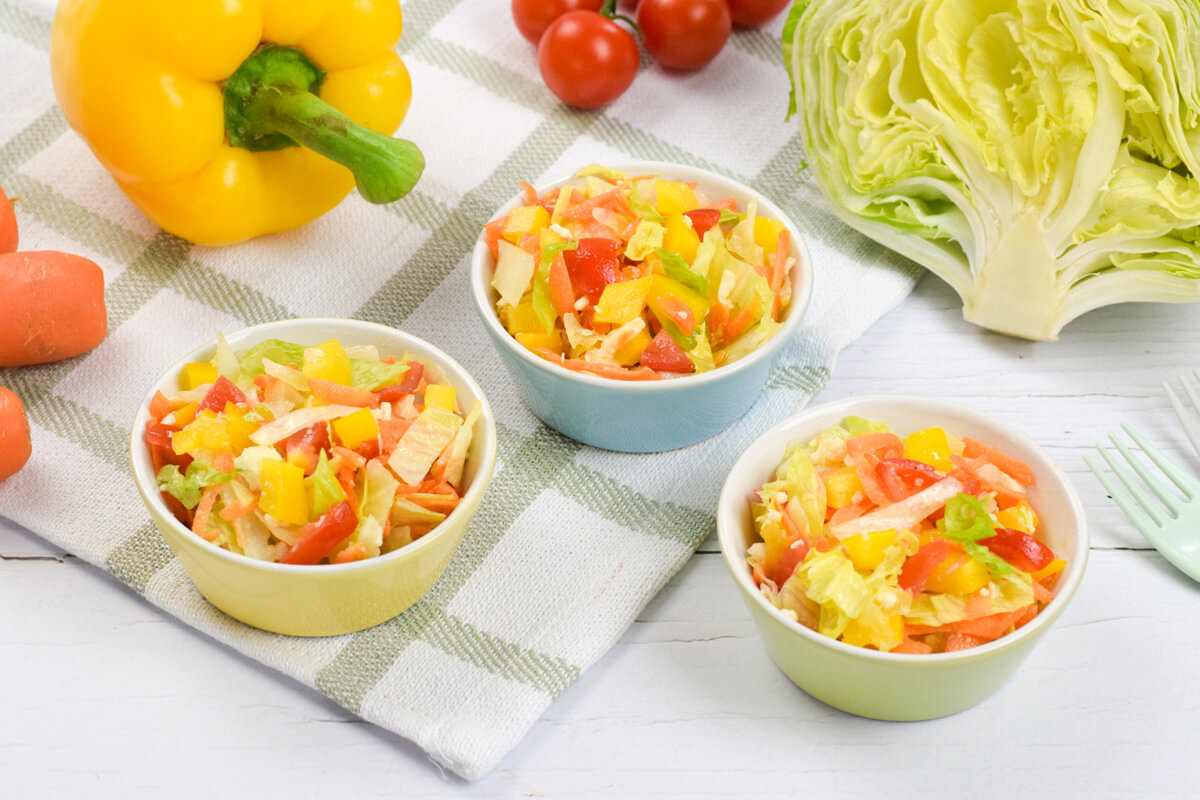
563 238 622 302
198 376 246 413
280 501 358 566
376 361 424 401
981 528 1054 573
899 539 952 593
683 208 721 238
876 458 946 503
639 329 693 373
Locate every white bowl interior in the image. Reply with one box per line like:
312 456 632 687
129 317 497 573
468 159 815 392
718 395 1088 660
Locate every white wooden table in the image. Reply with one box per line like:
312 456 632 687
3 274 1196 797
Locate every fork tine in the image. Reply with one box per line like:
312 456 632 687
1086 454 1161 537
1095 444 1166 527
1108 433 1180 516
1165 380 1200 461
1121 423 1199 498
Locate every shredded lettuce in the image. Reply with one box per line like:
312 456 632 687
625 219 665 261
237 339 305 380
492 239 537 307
387 405 463 486
156 462 233 509
350 358 408 391
655 247 708 295
937 493 1019 578
349 459 398 558
305 451 345 519
629 180 665 222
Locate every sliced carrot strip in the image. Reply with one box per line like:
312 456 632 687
531 349 664 381
963 437 1036 486
219 496 258 521
944 633 987 652
891 638 933 655
548 253 576 316
192 486 221 542
518 181 538 207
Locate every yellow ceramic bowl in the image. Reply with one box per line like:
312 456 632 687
130 318 497 637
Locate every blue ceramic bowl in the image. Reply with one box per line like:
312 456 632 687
469 160 813 452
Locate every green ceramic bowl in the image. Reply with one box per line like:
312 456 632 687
130 318 497 637
717 395 1088 720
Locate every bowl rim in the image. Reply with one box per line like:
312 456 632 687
468 158 814 392
129 317 498 575
717 394 1090 663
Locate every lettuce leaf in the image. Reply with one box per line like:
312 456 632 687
305 451 345 519
237 339 305 379
156 462 233 509
350 358 408 391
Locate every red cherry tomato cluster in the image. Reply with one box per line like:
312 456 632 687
513 0 791 109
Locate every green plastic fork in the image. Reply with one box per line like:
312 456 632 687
1085 424 1200 583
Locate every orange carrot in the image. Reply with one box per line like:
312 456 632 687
944 633 986 652
548 253 575 315
770 229 790 319
333 544 369 564
707 301 729 345
891 638 933 655
0 251 106 367
532 349 663 381
906 607 1036 640
219 496 258 521
307 378 378 408
192 486 221 542
562 189 625 221
484 218 506 260
723 297 762 344
211 451 235 474
0 184 16 254
963 437 1036 486
518 181 539 207
378 417 412 456
0 386 31 483
751 563 767 587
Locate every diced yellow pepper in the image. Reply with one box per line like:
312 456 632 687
538 226 563 248
996 503 1039 535
171 410 230 455
171 401 199 429
180 362 218 391
841 613 904 648
824 466 864 510
646 274 709 327
841 529 897 572
1031 558 1066 583
302 339 352 386
222 405 258 452
654 179 699 215
613 327 653 366
594 277 651 325
663 213 700 264
424 384 457 411
904 427 954 471
753 217 786 252
585 176 615 199
926 550 990 595
260 459 309 527
516 331 563 355
502 205 550 244
504 302 544 335
332 407 380 449
550 184 575 224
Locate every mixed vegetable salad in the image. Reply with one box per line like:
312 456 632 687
747 417 1066 654
484 165 796 380
143 337 479 565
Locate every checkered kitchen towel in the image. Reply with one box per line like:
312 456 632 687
0 0 920 779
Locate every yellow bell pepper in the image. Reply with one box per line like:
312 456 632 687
180 363 218 391
594 277 651 325
823 466 863 509
49 0 423 245
654 179 699 215
302 339 352 386
515 331 563 355
331 407 379 449
503 206 551 244
841 529 896 572
423 384 457 411
904 427 954 472
663 214 700 264
996 503 1040 535
926 550 990 595
504 302 546 335
260 458 309 526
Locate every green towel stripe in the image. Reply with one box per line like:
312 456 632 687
410 37 556 114
316 604 432 712
105 521 176 593
385 188 455 233
0 0 50 51
29 394 130 470
765 364 831 393
420 608 580 697
0 108 67 173
555 460 715 549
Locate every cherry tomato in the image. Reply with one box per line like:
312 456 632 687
637 0 731 71
511 0 605 45
725 0 791 27
539 11 639 109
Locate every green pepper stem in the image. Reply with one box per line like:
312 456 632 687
223 45 423 204
247 86 424 204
